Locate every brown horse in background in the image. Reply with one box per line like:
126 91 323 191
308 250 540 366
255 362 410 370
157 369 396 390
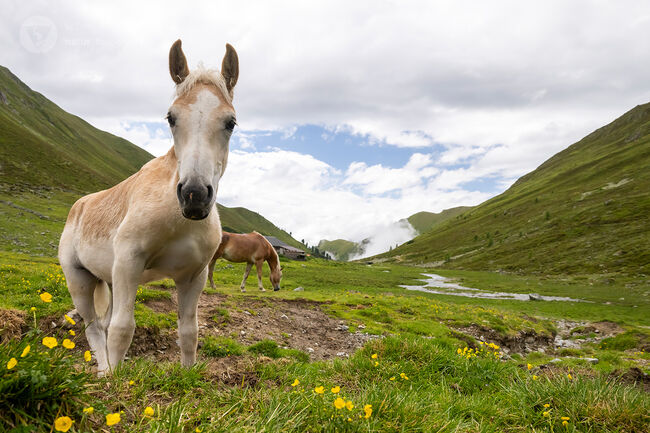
208 231 282 291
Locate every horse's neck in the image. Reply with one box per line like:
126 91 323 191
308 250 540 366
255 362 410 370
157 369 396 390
266 247 279 270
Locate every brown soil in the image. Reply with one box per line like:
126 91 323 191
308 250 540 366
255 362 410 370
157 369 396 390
0 308 27 343
133 289 378 362
610 367 650 393
454 324 555 353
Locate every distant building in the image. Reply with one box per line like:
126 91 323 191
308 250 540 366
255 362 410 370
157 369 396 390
264 236 306 260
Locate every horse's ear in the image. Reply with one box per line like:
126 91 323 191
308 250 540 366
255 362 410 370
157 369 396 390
221 43 239 95
169 39 189 84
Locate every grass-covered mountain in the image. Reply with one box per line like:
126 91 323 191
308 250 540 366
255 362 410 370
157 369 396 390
377 102 650 275
0 65 304 255
407 207 473 234
0 66 152 193
317 239 363 261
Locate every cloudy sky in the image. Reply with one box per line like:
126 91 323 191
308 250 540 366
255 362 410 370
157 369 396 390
2 1 650 250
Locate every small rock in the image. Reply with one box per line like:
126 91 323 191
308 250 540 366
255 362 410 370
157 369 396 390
293 286 304 292
336 351 348 357
528 293 543 301
280 314 289 320
336 325 349 331
583 358 599 364
51 321 57 328
358 324 366 329
240 330 246 335
549 358 562 363
307 347 315 353
244 310 251 315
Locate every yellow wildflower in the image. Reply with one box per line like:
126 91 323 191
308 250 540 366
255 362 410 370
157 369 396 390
106 412 121 426
30 307 36 312
7 358 17 370
562 420 569 427
561 417 570 421
346 400 354 411
400 372 409 380
83 407 94 414
331 386 340 393
334 397 346 409
69 330 75 336
457 348 462 354
40 292 52 303
543 404 550 408
533 375 538 380
543 411 550 417
196 428 203 433
314 386 325 394
84 350 92 362
567 374 573 380
371 353 378 359
527 363 533 370
62 339 75 349
54 416 73 432
291 379 300 387
42 337 58 349
21 345 30 357
144 406 154 417
64 314 76 325
364 404 372 419
374 361 379 367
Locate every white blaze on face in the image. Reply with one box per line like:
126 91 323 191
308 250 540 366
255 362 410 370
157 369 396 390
170 85 234 200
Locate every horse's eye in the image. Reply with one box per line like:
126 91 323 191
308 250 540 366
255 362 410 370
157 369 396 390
225 118 236 131
166 113 176 128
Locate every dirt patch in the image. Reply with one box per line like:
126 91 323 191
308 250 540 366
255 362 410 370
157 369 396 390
202 356 260 387
139 290 379 361
453 324 555 354
0 308 27 343
610 367 650 393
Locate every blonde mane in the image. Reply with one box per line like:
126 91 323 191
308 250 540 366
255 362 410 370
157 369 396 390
175 63 232 104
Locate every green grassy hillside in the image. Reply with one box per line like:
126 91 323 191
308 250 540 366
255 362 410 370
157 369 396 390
318 239 362 261
377 103 650 275
0 66 153 193
406 206 473 234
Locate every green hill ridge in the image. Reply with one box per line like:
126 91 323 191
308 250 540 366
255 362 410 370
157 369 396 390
377 102 650 275
406 206 474 234
0 65 305 255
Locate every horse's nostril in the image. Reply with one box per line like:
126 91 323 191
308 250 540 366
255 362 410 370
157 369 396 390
176 183 183 200
206 185 214 201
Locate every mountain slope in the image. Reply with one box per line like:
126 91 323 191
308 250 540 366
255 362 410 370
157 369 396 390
0 66 153 192
377 103 650 275
407 207 473 234
317 239 362 261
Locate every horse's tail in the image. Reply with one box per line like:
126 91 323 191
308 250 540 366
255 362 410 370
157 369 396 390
93 280 111 319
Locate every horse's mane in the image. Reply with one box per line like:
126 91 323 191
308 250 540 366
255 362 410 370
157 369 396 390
175 63 232 104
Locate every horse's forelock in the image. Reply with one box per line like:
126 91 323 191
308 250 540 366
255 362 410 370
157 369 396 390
174 63 232 104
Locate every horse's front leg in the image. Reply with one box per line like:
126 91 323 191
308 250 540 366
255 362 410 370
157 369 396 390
175 267 207 367
107 251 144 370
240 263 253 292
255 260 265 291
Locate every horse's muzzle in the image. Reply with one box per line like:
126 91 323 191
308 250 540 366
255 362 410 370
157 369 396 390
177 182 214 220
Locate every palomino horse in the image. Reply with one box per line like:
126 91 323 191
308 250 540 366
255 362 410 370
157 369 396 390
207 231 282 292
58 40 239 374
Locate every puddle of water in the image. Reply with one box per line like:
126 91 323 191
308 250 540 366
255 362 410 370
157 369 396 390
400 273 591 302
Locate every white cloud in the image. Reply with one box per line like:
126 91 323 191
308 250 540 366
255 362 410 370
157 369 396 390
349 220 419 260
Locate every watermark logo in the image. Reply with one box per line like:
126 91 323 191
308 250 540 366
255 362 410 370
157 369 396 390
19 16 58 53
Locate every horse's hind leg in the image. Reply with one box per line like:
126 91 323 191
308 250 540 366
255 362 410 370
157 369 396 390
63 266 111 373
176 267 207 367
255 260 265 291
207 257 217 290
240 263 252 292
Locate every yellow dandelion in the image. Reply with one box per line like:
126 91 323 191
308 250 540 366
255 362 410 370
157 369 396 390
561 417 570 421
562 420 569 427
364 404 372 419
62 339 75 349
314 386 325 394
144 406 154 417
527 363 533 370
7 358 17 370
457 348 462 354
389 376 396 381
64 314 76 325
30 306 36 312
196 428 203 433
400 372 409 380
42 337 57 349
543 404 550 408
567 374 573 380
40 292 52 303
84 350 92 362
106 412 121 426
21 345 30 357
291 379 300 387
533 375 538 380
374 361 379 367
345 400 354 411
334 397 346 410
371 353 378 359
129 380 135 386
68 330 75 336
54 416 73 432
331 386 340 393
543 411 550 417
83 407 94 414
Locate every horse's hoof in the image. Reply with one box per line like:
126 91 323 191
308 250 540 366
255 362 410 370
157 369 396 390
241 288 246 292
274 288 280 291
259 288 266 292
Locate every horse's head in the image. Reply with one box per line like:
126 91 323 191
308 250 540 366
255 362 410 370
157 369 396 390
270 264 282 291
167 40 239 220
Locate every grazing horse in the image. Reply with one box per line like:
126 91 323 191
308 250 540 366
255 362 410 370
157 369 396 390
207 231 282 292
58 40 239 374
